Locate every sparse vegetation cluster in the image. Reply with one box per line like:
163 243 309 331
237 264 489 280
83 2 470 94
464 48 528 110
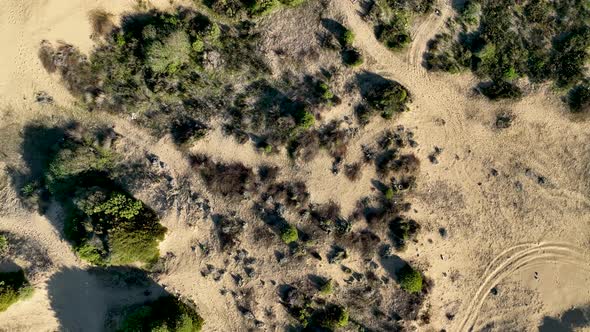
29 3 428 331
39 8 352 153
203 0 305 19
18 123 166 266
424 0 590 107
366 0 435 50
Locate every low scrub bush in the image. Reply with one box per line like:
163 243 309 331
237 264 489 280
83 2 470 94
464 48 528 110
0 270 33 312
214 215 246 251
119 295 204 332
265 181 310 208
191 154 256 198
344 162 362 181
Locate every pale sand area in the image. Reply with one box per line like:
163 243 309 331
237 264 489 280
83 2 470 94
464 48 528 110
0 0 589 331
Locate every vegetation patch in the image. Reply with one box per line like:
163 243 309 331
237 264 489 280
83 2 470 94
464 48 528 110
118 295 204 332
366 0 435 51
203 0 305 19
424 0 590 106
0 270 33 312
18 123 166 266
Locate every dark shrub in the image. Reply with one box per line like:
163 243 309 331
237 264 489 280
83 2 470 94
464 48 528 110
478 80 522 100
568 82 590 113
119 296 204 331
344 162 362 181
213 215 246 251
191 154 255 198
365 82 410 119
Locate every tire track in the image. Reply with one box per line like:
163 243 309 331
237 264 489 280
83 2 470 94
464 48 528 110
457 242 590 331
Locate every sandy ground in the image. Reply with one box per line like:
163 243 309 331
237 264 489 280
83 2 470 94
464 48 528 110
0 0 589 331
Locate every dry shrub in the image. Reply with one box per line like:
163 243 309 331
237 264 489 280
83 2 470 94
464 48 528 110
318 120 353 160
341 229 381 259
344 162 362 181
377 153 420 176
89 9 115 38
190 154 255 198
38 41 56 73
310 201 340 226
265 181 310 208
213 214 246 251
288 130 320 163
37 41 97 97
258 164 280 184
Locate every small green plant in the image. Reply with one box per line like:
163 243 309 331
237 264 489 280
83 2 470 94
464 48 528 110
319 304 349 329
280 224 298 244
21 183 36 197
0 270 34 312
397 263 423 293
342 29 354 47
0 235 8 254
318 82 334 100
295 110 315 130
319 279 333 295
384 187 394 200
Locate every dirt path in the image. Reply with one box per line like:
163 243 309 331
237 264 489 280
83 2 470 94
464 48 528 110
406 0 453 72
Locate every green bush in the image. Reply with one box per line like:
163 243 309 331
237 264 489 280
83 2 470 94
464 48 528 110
280 224 298 244
397 263 423 293
424 0 590 105
295 109 315 130
119 296 204 332
146 30 192 74
88 193 143 220
342 48 363 67
0 270 33 312
77 243 106 266
342 29 354 47
318 305 349 329
32 126 167 267
366 82 410 119
479 80 522 100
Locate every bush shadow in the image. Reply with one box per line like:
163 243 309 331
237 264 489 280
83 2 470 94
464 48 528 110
47 266 167 332
539 305 590 332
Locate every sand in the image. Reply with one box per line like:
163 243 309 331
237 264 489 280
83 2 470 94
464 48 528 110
0 0 589 331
